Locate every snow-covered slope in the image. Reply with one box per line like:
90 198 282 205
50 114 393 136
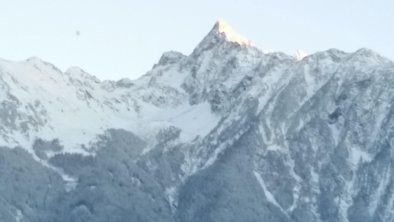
1 20 394 222
0 53 220 155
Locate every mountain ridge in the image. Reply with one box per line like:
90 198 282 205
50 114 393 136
0 20 394 222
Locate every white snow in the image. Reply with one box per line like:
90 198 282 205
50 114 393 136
254 170 291 220
15 209 23 222
294 49 307 61
0 57 222 156
286 156 302 212
165 186 177 212
168 102 220 141
266 144 282 151
328 122 340 145
214 19 252 46
347 146 373 167
254 171 282 208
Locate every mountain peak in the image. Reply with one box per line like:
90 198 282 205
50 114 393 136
294 49 307 61
211 19 252 46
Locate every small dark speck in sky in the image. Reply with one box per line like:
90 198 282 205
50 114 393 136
75 30 80 36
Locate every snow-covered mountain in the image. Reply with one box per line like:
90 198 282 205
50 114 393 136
1 20 394 222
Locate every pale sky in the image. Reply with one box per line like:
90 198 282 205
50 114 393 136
0 0 393 80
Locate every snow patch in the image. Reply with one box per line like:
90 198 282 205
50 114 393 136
254 170 291 219
266 144 282 151
348 146 373 167
214 19 252 46
328 123 340 145
169 102 220 141
254 171 281 208
15 209 23 222
294 49 307 61
165 186 177 212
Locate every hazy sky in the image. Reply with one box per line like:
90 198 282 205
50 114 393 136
0 0 393 80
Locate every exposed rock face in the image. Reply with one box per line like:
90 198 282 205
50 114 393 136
0 21 394 222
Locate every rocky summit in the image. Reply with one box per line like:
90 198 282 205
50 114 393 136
1 20 394 222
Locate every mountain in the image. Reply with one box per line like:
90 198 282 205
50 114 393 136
1 20 394 222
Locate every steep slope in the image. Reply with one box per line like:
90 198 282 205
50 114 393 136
0 20 394 222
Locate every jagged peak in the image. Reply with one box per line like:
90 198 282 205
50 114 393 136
211 19 252 46
190 20 253 57
157 51 186 66
25 56 56 67
294 49 308 61
65 66 101 83
347 48 393 65
65 66 87 75
25 56 63 74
